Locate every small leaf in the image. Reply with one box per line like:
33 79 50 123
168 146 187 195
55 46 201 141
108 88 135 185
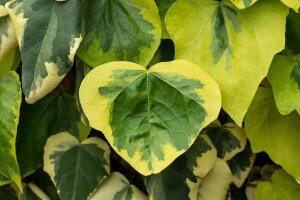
256 169 300 200
144 134 216 200
0 48 21 78
17 92 90 177
44 132 111 200
205 122 247 161
0 71 22 189
245 87 300 180
230 0 258 9
89 172 148 200
165 0 288 125
281 0 300 12
227 142 256 188
77 0 161 68
6 0 84 103
155 0 176 39
198 158 234 200
268 55 300 115
79 60 221 175
19 183 51 200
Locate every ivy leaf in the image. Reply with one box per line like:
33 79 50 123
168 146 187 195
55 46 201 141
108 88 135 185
0 48 21 78
0 71 22 190
17 92 90 177
0 7 18 64
227 142 255 188
244 87 300 180
165 0 288 126
76 0 161 68
89 172 148 200
79 60 221 175
144 134 216 200
154 0 176 39
6 0 84 104
267 55 300 115
205 122 247 161
256 169 300 200
19 183 51 200
44 132 111 200
229 0 258 9
198 158 234 200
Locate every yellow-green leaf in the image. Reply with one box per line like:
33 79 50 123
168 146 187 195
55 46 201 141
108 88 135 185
281 0 300 12
165 0 288 126
230 0 258 9
79 60 221 175
0 71 21 190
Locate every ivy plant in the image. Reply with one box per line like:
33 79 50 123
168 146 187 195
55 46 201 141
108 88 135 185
1 0 300 199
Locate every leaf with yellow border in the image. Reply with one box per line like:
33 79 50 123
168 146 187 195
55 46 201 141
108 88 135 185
79 60 221 175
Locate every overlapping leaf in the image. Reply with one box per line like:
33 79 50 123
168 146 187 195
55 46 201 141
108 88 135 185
17 92 90 177
245 87 300 180
165 0 288 126
79 60 221 175
19 183 51 200
44 132 111 200
256 169 300 200
155 0 176 39
0 6 18 65
281 0 300 12
89 172 148 200
6 0 84 103
144 134 217 200
0 71 21 189
286 11 300 54
230 0 300 11
267 55 300 115
0 48 20 78
205 122 247 161
77 0 161 68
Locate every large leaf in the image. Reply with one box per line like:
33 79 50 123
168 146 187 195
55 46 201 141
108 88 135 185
6 0 84 103
79 60 221 175
205 122 247 161
0 71 21 189
17 92 90 177
76 0 161 68
0 6 18 64
198 158 234 200
244 87 300 180
256 169 300 200
165 0 288 126
89 172 148 200
144 134 216 200
44 132 110 200
267 55 300 115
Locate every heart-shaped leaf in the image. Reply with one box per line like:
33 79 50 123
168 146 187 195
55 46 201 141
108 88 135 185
165 0 288 125
6 0 84 103
79 60 221 175
267 55 300 115
89 172 148 200
0 71 21 189
44 132 111 200
245 87 300 180
77 0 161 68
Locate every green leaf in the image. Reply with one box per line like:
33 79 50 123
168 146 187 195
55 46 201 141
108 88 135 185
286 11 300 54
205 122 247 161
34 169 60 200
17 92 90 177
256 169 300 200
227 142 256 188
0 71 21 189
165 0 288 126
198 158 234 200
89 172 148 200
144 134 216 200
229 0 258 9
0 7 18 64
77 0 161 68
44 132 111 200
19 183 51 200
155 0 176 39
0 48 21 78
6 0 84 103
0 183 18 200
79 60 221 175
281 0 300 12
244 87 300 180
267 55 300 115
